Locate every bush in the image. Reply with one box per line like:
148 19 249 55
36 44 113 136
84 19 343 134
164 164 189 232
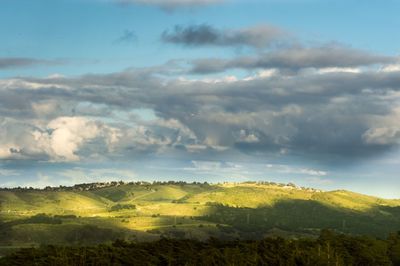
54 214 77 219
109 204 136 212
23 214 62 225
64 225 122 244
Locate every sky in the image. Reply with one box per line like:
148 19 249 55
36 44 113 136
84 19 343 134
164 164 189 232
1 0 400 198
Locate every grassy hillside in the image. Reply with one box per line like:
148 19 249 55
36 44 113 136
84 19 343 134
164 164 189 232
0 181 399 254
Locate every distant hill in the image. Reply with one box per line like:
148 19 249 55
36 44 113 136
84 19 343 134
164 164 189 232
0 181 399 255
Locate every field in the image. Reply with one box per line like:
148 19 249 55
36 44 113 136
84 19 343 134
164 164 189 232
1 181 400 256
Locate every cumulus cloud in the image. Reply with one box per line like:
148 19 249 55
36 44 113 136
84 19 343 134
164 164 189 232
0 117 113 161
162 24 287 48
46 117 103 161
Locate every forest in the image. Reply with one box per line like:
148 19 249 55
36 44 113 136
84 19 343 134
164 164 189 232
1 230 400 265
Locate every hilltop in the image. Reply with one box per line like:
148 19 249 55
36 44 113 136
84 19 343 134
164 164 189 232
0 181 399 256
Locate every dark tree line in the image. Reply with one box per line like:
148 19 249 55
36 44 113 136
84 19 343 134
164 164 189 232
1 230 400 266
0 180 212 192
0 180 319 193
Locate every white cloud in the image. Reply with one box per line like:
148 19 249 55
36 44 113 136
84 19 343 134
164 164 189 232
237 129 259 143
31 101 60 116
47 117 101 161
363 127 400 145
363 107 400 145
0 78 69 90
184 160 242 172
0 116 120 162
266 164 327 176
380 63 400 72
316 67 361 74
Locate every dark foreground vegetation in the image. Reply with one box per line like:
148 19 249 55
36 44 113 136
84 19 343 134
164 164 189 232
1 230 400 266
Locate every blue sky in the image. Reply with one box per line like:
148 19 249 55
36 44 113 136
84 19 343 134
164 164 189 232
1 0 400 198
2 0 399 77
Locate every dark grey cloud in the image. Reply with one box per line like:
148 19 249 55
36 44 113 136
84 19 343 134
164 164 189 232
162 24 287 48
190 46 395 73
116 0 223 11
0 57 62 69
1 63 400 163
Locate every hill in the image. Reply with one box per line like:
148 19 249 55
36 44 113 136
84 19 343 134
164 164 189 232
0 181 399 256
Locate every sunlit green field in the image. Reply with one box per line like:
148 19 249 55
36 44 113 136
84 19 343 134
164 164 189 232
1 182 400 255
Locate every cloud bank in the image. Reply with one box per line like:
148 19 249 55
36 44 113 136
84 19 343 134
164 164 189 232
190 45 395 73
1 61 400 164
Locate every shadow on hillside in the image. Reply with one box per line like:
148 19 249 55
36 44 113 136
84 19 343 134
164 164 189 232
0 214 154 246
197 199 400 239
